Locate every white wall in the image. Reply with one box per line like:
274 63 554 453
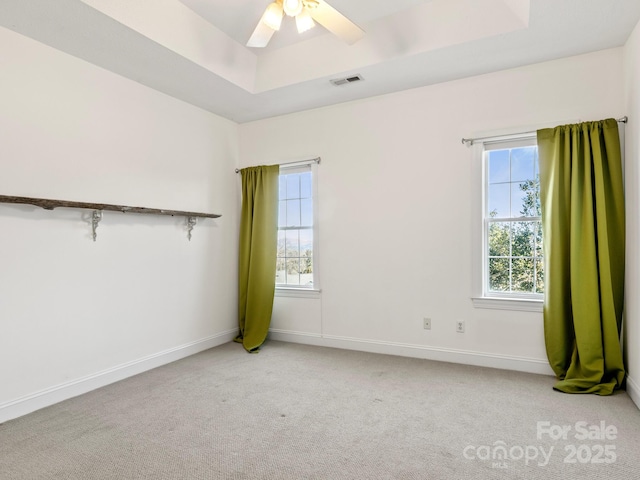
240 48 625 374
2 18 636 422
0 27 239 421
624 19 640 408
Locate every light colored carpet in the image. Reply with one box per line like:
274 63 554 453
1 340 639 479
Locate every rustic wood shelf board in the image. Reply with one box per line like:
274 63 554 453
0 195 221 219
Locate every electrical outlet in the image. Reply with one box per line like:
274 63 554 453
456 320 465 333
423 317 431 330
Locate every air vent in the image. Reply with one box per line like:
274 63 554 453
330 74 364 86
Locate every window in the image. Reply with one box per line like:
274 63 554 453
472 135 543 311
276 162 318 292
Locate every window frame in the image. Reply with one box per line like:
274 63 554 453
275 160 320 298
471 133 543 312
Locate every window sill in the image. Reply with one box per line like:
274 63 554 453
471 296 543 312
275 287 321 299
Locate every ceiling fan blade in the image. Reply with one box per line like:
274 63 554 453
247 21 276 48
310 0 364 45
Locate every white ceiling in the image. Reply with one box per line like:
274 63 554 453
1 0 640 123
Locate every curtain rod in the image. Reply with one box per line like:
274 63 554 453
235 157 321 174
461 117 628 146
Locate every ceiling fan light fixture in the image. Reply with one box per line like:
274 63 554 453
283 0 303 17
295 8 315 33
261 2 284 31
248 0 364 48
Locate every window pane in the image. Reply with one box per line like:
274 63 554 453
299 229 313 254
277 230 286 256
286 200 301 227
278 200 286 228
286 258 300 285
300 252 313 286
512 222 534 257
534 222 543 258
301 199 313 226
488 150 510 183
276 258 286 284
286 174 300 199
277 169 315 288
535 260 545 294
517 178 540 217
483 141 541 298
300 253 312 273
511 182 527 217
300 172 312 198
489 258 510 292
512 258 534 293
285 230 300 256
510 147 535 182
488 183 510 217
488 222 510 257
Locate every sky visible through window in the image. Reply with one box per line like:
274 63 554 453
487 146 538 218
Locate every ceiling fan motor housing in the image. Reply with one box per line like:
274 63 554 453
283 0 304 17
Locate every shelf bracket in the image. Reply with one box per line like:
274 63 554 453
186 216 197 241
91 210 103 242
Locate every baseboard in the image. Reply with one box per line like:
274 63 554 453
268 329 555 376
0 329 237 423
627 374 640 410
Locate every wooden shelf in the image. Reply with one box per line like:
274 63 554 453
0 195 221 218
0 194 220 241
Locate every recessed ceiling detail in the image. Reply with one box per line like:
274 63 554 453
1 0 639 123
74 0 535 95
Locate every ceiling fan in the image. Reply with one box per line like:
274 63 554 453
247 0 365 48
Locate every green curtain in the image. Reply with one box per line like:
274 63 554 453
537 118 625 395
236 165 280 353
